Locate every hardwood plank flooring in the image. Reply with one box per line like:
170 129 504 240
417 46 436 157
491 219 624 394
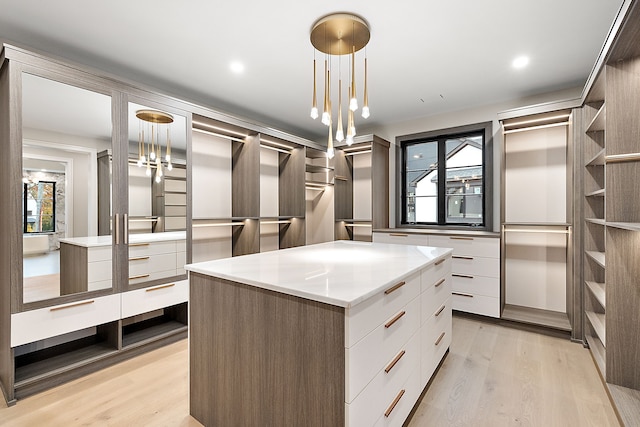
0 316 619 426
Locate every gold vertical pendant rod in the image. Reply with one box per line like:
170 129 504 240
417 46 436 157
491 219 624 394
311 59 318 118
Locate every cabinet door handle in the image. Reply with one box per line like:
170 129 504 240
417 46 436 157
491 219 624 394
435 278 445 288
384 389 406 417
435 258 446 266
389 233 409 237
452 274 474 279
385 311 406 329
123 213 128 244
50 300 95 312
453 292 474 298
450 236 473 241
129 256 150 262
129 274 150 281
384 350 406 373
452 255 474 260
146 283 176 292
435 332 446 346
114 213 120 245
435 304 446 317
384 281 405 295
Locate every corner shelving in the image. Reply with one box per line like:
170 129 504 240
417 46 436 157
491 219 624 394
585 280 606 307
585 310 606 346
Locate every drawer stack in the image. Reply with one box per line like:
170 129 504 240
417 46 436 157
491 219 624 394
373 232 500 318
344 255 452 427
430 236 500 318
128 240 187 285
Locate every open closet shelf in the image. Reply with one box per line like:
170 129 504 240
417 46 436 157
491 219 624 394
585 311 606 346
585 148 606 166
585 280 606 308
586 104 606 133
585 251 606 268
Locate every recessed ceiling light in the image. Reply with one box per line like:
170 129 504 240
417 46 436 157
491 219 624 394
512 56 529 69
230 61 244 74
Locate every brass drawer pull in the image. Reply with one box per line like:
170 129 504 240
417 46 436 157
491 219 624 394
453 292 474 298
129 256 150 262
435 278 445 287
129 274 150 280
452 274 474 279
435 304 446 317
146 283 176 292
435 332 446 346
50 300 95 312
334 176 348 181
435 258 445 266
389 233 409 237
450 236 473 241
129 243 150 247
384 389 406 417
384 281 406 295
452 255 474 260
385 311 406 328
384 350 406 373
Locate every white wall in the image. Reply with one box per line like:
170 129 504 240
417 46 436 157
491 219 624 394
358 87 582 231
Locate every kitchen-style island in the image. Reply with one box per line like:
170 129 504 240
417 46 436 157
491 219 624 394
185 241 453 427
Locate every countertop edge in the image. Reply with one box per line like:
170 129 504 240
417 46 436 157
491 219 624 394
373 228 500 238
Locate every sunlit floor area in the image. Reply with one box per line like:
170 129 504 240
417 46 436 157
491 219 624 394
0 316 619 426
22 250 61 303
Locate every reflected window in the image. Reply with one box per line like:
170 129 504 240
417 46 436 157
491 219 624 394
23 180 56 233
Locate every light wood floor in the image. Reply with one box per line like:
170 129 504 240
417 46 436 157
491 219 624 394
0 316 619 426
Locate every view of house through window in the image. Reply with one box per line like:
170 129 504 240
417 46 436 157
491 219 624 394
23 180 56 233
402 129 486 226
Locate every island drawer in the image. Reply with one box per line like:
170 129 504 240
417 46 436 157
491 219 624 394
421 277 451 325
129 252 178 275
128 240 181 257
345 270 420 347
121 280 188 318
373 366 422 427
346 296 420 403
346 330 419 427
421 255 451 292
421 296 452 385
11 294 121 347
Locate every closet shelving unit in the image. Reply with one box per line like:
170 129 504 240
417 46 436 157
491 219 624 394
580 1 640 422
334 135 390 242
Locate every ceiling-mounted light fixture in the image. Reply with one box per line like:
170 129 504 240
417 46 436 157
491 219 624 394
309 13 371 158
136 109 174 183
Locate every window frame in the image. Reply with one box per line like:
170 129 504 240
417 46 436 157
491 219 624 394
23 180 56 234
396 121 493 230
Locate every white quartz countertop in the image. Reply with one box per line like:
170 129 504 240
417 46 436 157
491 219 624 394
59 231 186 247
185 241 452 308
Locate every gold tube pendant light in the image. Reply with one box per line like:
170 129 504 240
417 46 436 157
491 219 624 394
310 59 319 119
362 55 370 119
135 109 174 179
309 13 370 157
336 79 344 142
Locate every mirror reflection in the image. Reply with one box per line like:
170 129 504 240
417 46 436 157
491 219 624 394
22 73 113 304
125 102 187 287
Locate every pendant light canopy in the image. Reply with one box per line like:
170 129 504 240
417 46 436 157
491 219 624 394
309 13 371 157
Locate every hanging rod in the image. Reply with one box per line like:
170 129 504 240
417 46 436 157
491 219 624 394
605 152 640 164
192 222 245 227
193 127 246 143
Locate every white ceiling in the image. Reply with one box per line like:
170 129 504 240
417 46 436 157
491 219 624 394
0 1 623 142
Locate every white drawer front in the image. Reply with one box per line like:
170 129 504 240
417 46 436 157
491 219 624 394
421 256 451 292
421 276 451 325
421 297 452 385
345 271 420 347
177 250 187 275
128 269 179 286
452 274 499 298
87 246 111 262
87 259 112 283
11 294 120 347
346 331 419 427
451 256 499 278
121 280 188 318
346 297 420 403
429 235 499 258
373 232 429 247
452 293 500 318
129 241 177 257
129 252 178 276
164 178 186 192
374 367 422 427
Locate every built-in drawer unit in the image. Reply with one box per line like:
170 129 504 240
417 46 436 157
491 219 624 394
373 231 501 318
11 294 121 347
121 280 189 318
374 366 422 427
127 240 186 285
60 243 113 294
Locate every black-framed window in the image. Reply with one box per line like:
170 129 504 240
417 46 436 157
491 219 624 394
399 122 492 229
23 181 56 233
